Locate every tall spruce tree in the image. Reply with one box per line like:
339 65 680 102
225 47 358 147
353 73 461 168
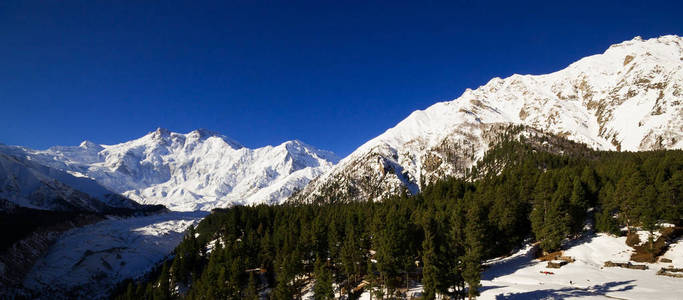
244 272 259 300
313 256 334 300
154 261 171 300
463 197 484 300
531 173 553 251
273 252 294 300
340 220 362 297
569 177 588 234
421 217 438 300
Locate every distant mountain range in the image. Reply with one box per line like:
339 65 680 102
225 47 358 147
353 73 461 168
1 35 681 211
0 128 338 211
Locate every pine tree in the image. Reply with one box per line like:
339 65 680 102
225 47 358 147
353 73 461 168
124 281 135 299
216 267 228 299
154 261 171 300
542 193 569 252
273 252 294 300
462 199 484 300
366 258 379 300
313 256 334 300
616 169 644 233
596 182 619 234
580 166 599 205
421 219 438 300
531 174 553 250
569 178 587 234
374 205 409 297
639 185 658 232
135 283 145 299
658 171 682 223
340 220 362 297
227 258 243 298
449 194 467 299
244 272 259 300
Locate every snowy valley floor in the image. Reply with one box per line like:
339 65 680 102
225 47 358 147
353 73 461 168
22 211 207 299
479 233 683 299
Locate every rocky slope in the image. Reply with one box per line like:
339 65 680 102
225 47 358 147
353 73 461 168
291 35 683 204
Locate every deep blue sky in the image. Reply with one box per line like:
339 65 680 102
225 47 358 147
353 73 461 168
1 1 681 156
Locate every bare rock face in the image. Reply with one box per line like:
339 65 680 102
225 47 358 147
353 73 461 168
292 35 683 204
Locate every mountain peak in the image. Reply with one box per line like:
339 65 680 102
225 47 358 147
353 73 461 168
189 128 220 137
186 128 243 149
606 34 681 52
279 139 341 163
149 127 171 140
78 140 102 151
292 35 682 204
281 139 306 148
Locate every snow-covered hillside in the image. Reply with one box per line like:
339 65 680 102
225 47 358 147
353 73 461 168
0 128 338 211
22 211 207 299
478 233 683 299
0 152 139 212
293 35 683 203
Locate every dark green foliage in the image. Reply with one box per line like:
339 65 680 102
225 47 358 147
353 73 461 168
420 214 438 300
112 129 681 300
154 262 171 300
569 178 588 234
313 256 333 300
244 272 259 300
463 194 484 299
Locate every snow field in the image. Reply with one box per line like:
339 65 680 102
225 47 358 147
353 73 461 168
23 211 208 299
480 233 683 299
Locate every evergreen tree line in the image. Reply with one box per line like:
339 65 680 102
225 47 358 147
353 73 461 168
114 134 681 300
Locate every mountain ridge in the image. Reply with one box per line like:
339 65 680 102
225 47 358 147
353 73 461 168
292 35 683 204
0 152 140 212
0 128 339 211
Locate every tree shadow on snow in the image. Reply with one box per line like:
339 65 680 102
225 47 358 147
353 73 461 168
479 285 505 294
483 232 602 281
562 232 599 249
494 280 636 299
482 245 538 281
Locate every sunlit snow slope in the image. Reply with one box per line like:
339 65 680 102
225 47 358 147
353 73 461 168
293 35 683 204
1 128 338 211
0 152 139 212
478 233 683 299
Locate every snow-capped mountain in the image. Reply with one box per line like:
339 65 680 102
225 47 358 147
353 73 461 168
291 35 683 203
0 128 338 211
0 152 140 212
